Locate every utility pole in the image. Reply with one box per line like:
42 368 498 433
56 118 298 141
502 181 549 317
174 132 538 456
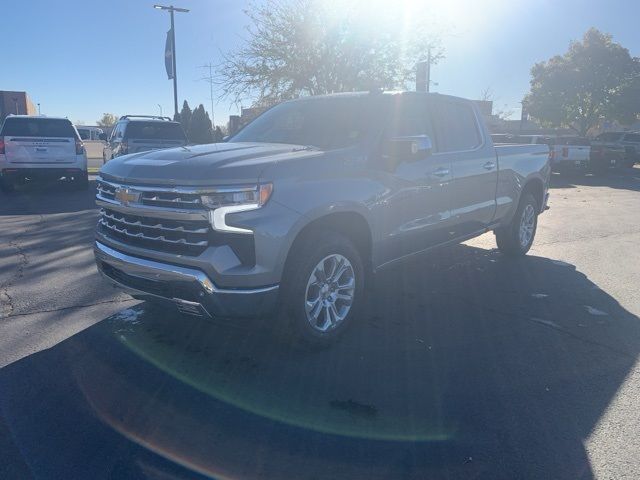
198 62 215 127
426 46 431 93
157 104 163 117
416 46 432 93
154 4 189 119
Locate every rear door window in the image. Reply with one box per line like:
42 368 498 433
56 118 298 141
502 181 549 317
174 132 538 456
433 100 481 152
124 122 186 141
1 118 77 138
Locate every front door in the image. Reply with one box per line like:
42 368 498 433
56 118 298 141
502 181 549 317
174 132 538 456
374 97 453 266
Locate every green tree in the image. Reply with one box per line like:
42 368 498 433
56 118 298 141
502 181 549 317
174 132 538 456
188 105 214 144
178 100 193 134
216 0 442 105
524 28 640 136
96 113 118 127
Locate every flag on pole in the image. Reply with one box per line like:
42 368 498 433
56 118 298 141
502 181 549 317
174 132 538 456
165 29 174 80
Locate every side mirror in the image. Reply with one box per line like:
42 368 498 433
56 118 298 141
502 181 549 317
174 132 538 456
222 135 230 142
383 135 433 165
98 133 107 141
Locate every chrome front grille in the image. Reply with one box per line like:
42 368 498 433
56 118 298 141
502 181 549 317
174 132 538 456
97 181 117 200
140 191 203 210
96 177 212 256
99 208 210 255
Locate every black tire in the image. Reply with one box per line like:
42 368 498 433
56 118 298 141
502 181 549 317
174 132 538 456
72 171 89 190
495 193 538 257
0 177 15 193
278 230 364 348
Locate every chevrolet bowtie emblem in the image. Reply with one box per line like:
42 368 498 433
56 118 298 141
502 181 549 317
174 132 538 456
114 187 141 205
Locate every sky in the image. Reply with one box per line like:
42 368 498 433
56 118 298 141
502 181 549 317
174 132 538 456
3 0 640 126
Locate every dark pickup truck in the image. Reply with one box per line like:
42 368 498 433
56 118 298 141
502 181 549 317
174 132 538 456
94 92 550 346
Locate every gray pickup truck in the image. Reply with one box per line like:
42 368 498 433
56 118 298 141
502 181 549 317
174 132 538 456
94 92 550 346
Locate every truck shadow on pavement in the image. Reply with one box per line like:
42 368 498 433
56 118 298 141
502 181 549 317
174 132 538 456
550 167 640 192
1 245 638 479
0 179 98 215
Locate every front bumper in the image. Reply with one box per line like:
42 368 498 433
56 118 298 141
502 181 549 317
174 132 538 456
94 241 279 318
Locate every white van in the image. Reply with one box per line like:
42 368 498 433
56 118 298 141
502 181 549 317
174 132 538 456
0 115 88 191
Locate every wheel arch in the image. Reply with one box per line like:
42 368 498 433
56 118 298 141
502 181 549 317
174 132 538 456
282 210 374 279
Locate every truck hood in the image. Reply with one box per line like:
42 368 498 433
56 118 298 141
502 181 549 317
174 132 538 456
99 142 322 186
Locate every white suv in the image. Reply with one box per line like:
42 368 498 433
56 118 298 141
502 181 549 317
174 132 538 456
0 115 88 192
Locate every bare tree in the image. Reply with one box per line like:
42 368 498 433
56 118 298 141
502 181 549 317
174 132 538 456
479 87 514 120
216 0 443 106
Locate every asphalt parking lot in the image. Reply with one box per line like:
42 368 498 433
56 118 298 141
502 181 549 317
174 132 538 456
1 169 640 479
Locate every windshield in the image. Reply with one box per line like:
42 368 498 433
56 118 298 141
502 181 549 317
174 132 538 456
1 117 77 138
125 121 186 141
231 97 371 149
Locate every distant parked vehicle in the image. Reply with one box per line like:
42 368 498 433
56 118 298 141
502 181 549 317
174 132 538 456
0 115 88 192
592 132 640 167
102 115 187 164
76 126 106 160
76 126 104 141
590 131 640 170
512 134 554 145
549 137 590 172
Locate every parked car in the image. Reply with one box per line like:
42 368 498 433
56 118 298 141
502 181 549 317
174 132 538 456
76 126 104 141
549 136 590 172
76 126 106 160
512 134 554 145
94 92 550 346
590 131 640 170
102 115 187 163
0 115 88 192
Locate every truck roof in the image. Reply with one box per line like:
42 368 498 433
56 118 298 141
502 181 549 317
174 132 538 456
4 115 70 121
285 91 465 102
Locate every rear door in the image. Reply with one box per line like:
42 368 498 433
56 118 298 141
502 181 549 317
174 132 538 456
124 121 187 153
432 98 497 237
1 118 77 164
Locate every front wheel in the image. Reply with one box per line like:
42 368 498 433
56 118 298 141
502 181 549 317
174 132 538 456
278 231 364 348
495 193 538 257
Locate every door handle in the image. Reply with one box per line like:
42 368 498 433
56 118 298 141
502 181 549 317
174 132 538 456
483 161 496 170
430 167 450 178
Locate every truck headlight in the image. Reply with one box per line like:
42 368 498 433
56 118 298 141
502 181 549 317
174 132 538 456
201 183 273 234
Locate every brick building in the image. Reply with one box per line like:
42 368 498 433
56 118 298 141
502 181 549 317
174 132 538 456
0 91 37 122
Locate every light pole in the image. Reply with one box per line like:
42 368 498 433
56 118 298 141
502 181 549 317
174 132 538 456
37 103 41 115
154 4 189 119
157 104 163 117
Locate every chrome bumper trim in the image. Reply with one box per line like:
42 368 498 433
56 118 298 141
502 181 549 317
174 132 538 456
94 241 278 295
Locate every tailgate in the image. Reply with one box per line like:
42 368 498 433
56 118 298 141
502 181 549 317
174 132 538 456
5 136 76 164
563 146 590 161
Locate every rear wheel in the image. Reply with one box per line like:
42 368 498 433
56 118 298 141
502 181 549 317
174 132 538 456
495 193 538 257
278 231 364 348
